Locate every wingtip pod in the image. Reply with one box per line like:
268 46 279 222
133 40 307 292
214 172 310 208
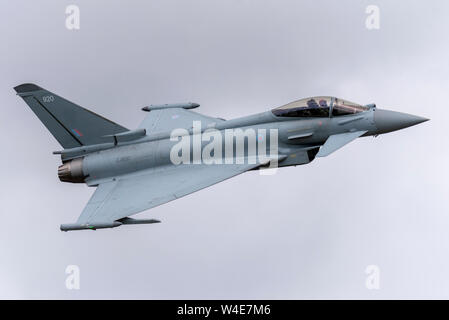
118 217 161 225
60 218 161 231
142 102 200 112
60 221 122 232
13 83 43 94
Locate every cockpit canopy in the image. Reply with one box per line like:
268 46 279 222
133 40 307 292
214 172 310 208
272 96 370 118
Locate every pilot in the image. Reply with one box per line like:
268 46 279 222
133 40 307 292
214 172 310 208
319 99 328 108
307 99 319 109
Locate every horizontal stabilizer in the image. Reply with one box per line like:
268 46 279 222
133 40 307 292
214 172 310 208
316 130 367 157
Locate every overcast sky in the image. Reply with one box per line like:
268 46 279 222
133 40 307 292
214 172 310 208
0 0 448 299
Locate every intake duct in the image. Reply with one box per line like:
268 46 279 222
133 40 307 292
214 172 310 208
58 158 85 183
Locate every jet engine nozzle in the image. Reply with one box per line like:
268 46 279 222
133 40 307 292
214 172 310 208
58 158 85 183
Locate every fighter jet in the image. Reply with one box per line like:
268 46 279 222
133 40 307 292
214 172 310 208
14 84 428 231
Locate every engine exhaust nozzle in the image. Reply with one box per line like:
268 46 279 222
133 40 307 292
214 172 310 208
58 158 85 183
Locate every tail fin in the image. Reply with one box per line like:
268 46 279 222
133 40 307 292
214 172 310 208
14 83 129 149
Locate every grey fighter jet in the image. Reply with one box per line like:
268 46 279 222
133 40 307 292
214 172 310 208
14 84 428 231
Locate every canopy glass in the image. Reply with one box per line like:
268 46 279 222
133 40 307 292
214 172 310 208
272 97 369 118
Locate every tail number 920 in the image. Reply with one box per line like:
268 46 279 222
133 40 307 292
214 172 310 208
42 95 55 103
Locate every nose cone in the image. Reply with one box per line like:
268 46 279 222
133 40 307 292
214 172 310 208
374 109 429 134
